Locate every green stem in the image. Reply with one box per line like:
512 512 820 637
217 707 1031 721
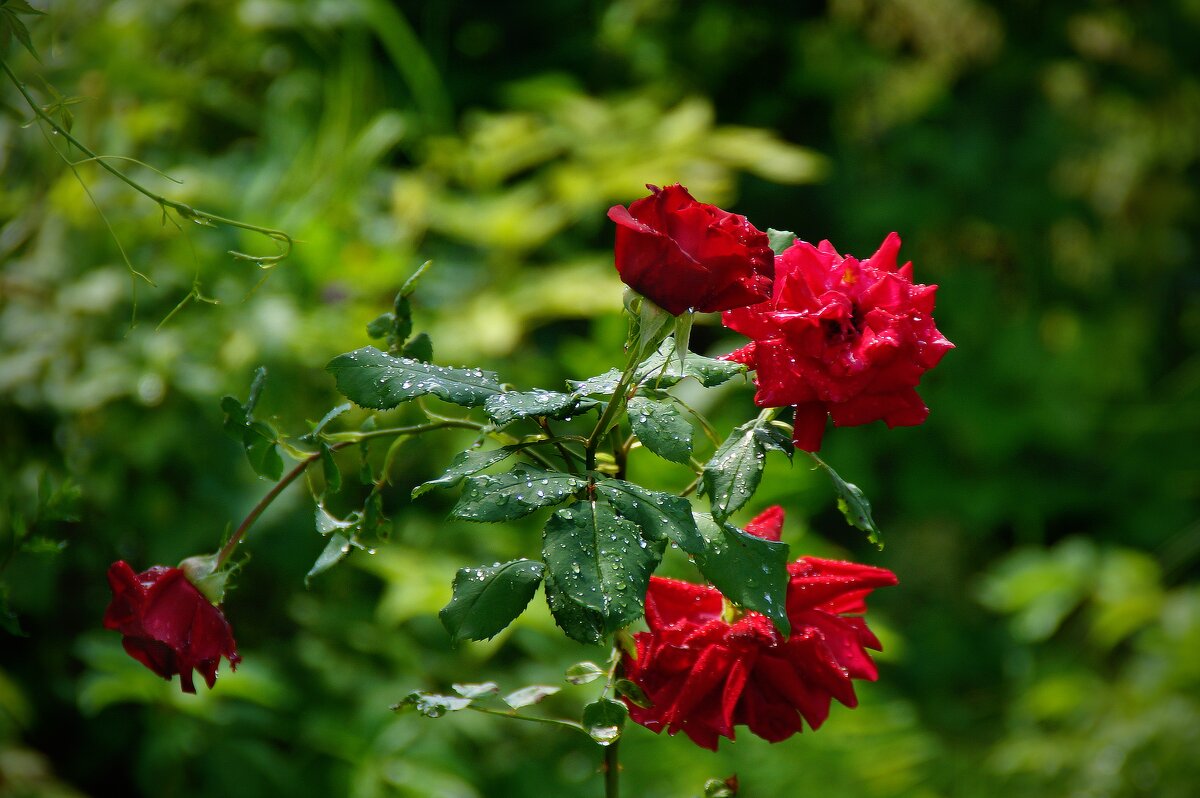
586 347 643 471
466 705 589 737
679 475 702 498
604 740 620 798
538 418 581 474
215 421 475 568
1 58 293 265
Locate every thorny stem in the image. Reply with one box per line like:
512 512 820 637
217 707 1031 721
1 58 293 265
215 420 478 569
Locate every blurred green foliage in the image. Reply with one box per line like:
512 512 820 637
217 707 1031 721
2 0 1198 796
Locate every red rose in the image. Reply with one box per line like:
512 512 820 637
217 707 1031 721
103 561 241 693
620 517 896 750
608 184 774 316
723 233 953 451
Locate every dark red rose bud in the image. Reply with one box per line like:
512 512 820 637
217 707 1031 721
608 184 774 316
620 509 896 750
103 561 241 693
723 233 953 451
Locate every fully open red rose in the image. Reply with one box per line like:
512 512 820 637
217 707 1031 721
608 184 774 316
103 561 241 693
723 233 954 451
620 514 896 750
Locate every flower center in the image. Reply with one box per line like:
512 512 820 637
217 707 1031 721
821 306 865 343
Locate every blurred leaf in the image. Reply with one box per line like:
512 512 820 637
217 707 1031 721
627 396 692 463
484 389 598 427
391 294 414 348
0 5 40 61
319 444 341 494
613 678 651 709
502 684 560 709
304 403 351 441
326 346 502 410
564 661 605 685
1 585 25 637
36 472 81 522
693 513 791 636
244 420 283 481
439 559 545 642
767 228 797 255
400 331 433 362
978 538 1098 642
582 698 627 745
452 682 498 699
305 534 351 586
366 312 394 339
412 446 518 499
395 691 473 718
451 466 586 522
702 420 765 521
812 455 882 548
704 777 739 798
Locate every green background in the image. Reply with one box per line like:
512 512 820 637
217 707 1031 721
2 1 1198 795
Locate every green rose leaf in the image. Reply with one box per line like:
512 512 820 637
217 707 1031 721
626 396 693 464
452 682 499 700
767 228 798 255
564 661 605 685
614 678 652 709
302 402 351 442
702 420 766 521
544 568 605 645
594 478 704 554
438 559 546 643
693 513 791 636
451 466 587 522
412 446 519 499
244 420 283 481
305 533 352 586
754 424 794 460
221 368 284 479
484 389 598 427
570 368 623 397
637 339 747 388
326 346 502 410
813 457 883 548
365 312 393 339
400 331 433 362
319 444 342 494
541 500 665 636
394 691 473 718
582 698 628 745
502 685 561 709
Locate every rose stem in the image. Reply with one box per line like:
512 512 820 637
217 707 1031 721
214 420 478 569
604 740 620 798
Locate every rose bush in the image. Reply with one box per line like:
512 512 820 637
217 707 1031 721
620 509 897 750
608 184 774 315
104 561 241 693
723 233 954 451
